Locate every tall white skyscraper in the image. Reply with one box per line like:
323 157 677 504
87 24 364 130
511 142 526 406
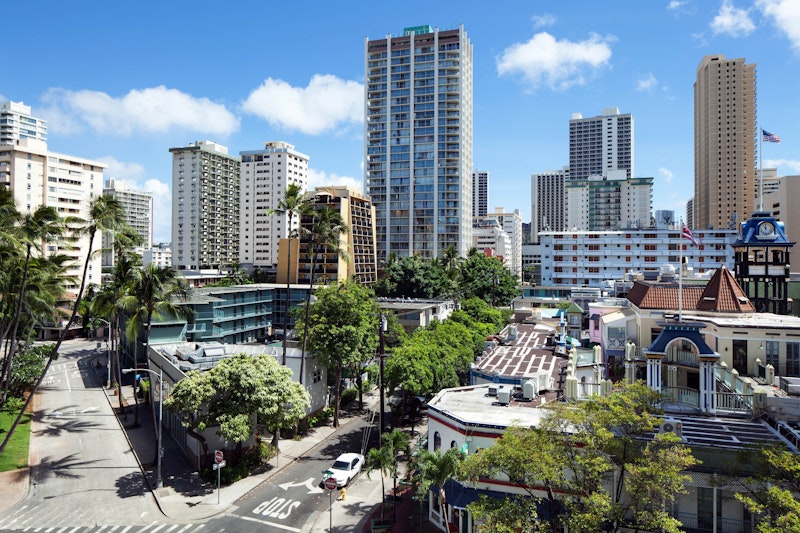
565 175 653 231
365 24 473 261
239 141 309 271
473 170 488 217
103 178 153 248
0 101 47 144
531 168 568 242
475 207 523 280
170 141 240 271
569 107 633 181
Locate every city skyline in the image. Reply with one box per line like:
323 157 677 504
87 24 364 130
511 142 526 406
3 0 799 243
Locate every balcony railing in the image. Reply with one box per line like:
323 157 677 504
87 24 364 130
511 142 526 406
662 387 700 408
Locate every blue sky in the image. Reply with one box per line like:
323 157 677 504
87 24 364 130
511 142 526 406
3 0 799 243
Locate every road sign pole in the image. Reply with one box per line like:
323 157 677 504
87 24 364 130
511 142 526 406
329 489 332 532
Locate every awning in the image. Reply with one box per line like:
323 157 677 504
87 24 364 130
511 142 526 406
441 480 507 510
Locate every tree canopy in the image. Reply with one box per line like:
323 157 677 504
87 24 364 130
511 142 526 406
165 353 309 451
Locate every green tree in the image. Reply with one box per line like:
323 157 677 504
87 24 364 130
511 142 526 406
165 353 309 458
736 446 800 533
267 183 314 366
298 205 349 384
300 279 378 427
0 194 127 454
416 447 466 533
459 252 518 306
120 264 193 427
374 255 451 299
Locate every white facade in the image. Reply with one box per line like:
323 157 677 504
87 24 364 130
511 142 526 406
0 138 105 294
0 101 47 143
365 25 474 261
170 141 240 271
472 219 512 269
569 107 633 181
565 175 653 231
239 141 309 270
531 168 567 242
476 207 523 280
143 244 172 268
102 178 153 268
540 228 736 287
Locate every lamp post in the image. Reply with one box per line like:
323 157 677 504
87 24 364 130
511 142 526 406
378 313 387 437
123 367 163 488
96 318 111 389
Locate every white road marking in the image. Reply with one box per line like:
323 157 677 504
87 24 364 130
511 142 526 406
232 514 301 532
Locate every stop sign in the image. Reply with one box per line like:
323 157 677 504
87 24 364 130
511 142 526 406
324 476 338 490
214 450 224 463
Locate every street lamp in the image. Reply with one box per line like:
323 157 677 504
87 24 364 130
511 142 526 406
95 318 111 388
123 367 164 488
378 313 387 437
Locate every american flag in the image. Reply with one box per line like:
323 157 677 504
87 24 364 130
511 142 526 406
682 224 700 246
763 129 781 143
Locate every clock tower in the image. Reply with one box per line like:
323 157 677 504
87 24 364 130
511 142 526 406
733 211 795 314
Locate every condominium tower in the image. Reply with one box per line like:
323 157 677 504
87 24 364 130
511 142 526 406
473 170 488 217
569 107 633 181
365 24 474 261
694 55 757 230
103 178 153 248
170 141 240 271
239 141 309 271
0 101 47 143
531 168 567 242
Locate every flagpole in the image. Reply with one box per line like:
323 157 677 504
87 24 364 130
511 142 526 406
759 126 763 212
678 219 683 323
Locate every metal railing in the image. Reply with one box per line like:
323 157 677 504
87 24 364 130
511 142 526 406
662 387 700 408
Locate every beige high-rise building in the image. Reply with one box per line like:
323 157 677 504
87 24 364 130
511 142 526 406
694 55 757 231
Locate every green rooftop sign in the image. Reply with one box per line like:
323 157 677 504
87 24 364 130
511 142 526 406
404 25 432 36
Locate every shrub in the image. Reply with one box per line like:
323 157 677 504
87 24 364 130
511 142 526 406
341 387 358 406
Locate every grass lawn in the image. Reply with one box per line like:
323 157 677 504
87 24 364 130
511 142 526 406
0 407 31 472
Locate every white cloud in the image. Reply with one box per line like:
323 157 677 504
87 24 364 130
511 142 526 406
636 73 659 92
307 168 362 193
757 0 800 53
242 74 363 135
710 0 755 36
497 32 614 91
532 14 557 28
668 0 688 10
765 158 800 174
40 86 239 136
96 156 147 182
658 167 675 184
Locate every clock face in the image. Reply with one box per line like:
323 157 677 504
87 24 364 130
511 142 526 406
758 221 775 236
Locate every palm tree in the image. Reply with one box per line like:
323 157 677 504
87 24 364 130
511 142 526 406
267 183 313 366
416 447 466 533
120 264 192 429
365 445 394 520
0 207 66 403
299 203 349 383
0 194 127 454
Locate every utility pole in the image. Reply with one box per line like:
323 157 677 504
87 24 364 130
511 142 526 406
379 313 387 437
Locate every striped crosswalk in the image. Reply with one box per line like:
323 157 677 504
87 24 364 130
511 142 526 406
0 522 217 533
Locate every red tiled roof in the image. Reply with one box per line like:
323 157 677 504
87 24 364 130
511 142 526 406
626 267 755 314
626 281 704 311
696 266 755 313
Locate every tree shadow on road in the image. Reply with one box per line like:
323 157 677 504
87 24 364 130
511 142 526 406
34 417 101 437
115 470 150 498
35 453 100 480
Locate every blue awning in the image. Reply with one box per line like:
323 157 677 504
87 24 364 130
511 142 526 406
442 480 508 510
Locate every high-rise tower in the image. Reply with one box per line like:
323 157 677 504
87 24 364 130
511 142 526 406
170 141 240 271
569 107 633 181
365 25 473 261
473 170 488 217
694 54 757 231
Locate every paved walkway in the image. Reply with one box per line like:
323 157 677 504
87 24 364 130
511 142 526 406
0 345 443 532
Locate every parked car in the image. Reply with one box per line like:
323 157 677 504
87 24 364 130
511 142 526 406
323 452 364 488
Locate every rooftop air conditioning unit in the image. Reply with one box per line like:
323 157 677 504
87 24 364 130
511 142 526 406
497 388 511 405
522 380 538 400
488 385 498 397
660 419 683 438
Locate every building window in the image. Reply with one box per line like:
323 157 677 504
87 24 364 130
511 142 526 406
765 341 779 371
787 343 800 377
433 431 441 451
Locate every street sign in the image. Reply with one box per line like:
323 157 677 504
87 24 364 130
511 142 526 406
324 476 338 490
213 460 226 470
214 449 224 463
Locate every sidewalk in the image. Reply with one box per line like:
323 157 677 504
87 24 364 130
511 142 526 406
109 380 386 523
